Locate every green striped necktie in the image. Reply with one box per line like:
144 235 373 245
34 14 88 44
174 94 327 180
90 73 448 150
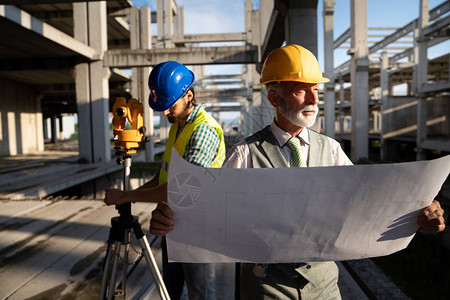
287 137 306 167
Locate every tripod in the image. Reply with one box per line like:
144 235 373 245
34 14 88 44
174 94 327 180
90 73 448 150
100 154 170 300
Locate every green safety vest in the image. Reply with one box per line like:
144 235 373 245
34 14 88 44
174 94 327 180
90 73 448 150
159 108 226 184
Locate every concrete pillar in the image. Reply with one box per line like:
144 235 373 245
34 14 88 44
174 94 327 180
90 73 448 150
73 3 92 162
173 3 179 37
58 116 64 140
179 6 185 37
51 115 57 144
73 1 111 163
323 0 335 139
338 77 345 142
415 0 429 160
286 1 318 56
157 0 164 48
89 2 110 164
164 0 173 47
245 0 253 44
259 0 273 61
350 0 369 162
380 52 389 161
43 118 49 140
131 6 154 161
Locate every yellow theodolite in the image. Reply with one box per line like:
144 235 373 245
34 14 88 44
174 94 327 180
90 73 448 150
112 97 147 155
101 98 170 300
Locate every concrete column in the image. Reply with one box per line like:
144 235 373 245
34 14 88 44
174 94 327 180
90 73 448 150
245 0 253 44
179 6 185 37
35 97 44 151
131 6 154 161
51 115 57 144
58 116 64 140
157 0 164 48
259 0 273 60
350 0 369 162
323 0 335 138
338 77 345 142
88 1 110 163
43 117 49 140
74 2 92 162
380 52 389 160
173 4 179 37
415 0 429 160
286 1 318 56
73 1 110 163
164 0 173 47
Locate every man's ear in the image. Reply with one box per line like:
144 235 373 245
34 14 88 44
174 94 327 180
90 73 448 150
267 90 279 108
185 90 194 102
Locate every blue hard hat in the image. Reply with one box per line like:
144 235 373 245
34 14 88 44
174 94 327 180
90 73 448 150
148 61 195 111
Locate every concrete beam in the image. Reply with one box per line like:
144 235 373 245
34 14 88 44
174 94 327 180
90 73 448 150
421 79 450 94
422 14 450 37
334 28 350 49
206 105 244 113
369 20 417 54
0 5 96 59
196 88 248 99
172 33 246 44
103 46 258 68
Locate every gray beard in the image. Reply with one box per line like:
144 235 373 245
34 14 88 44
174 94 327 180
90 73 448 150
279 105 317 128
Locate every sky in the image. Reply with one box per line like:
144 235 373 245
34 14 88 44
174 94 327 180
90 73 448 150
130 0 449 121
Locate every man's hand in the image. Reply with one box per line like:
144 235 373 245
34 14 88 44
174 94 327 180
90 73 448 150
150 202 174 236
417 200 445 233
104 188 126 206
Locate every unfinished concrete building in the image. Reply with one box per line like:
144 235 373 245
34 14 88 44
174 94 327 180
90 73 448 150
0 0 448 196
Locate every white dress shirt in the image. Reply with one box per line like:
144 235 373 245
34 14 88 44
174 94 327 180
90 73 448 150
223 121 353 168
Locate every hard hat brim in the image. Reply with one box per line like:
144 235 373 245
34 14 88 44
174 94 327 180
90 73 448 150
259 76 330 85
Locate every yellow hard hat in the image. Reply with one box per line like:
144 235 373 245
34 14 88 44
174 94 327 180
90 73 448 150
260 44 329 85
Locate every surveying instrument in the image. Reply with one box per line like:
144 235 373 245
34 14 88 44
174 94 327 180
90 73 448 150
100 97 170 300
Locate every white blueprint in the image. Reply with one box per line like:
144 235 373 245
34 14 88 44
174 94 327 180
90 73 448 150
166 151 450 263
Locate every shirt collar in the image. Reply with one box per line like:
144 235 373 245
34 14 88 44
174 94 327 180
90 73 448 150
270 120 310 147
185 104 205 124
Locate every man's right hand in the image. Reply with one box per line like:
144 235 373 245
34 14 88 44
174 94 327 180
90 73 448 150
150 202 174 236
104 188 126 206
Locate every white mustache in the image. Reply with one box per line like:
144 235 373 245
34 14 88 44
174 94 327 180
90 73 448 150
299 105 317 113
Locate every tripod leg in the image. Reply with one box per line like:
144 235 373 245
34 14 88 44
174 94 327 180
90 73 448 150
121 229 131 299
137 235 170 300
99 241 115 300
108 241 123 300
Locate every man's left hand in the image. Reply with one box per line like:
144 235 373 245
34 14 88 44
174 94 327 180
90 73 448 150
417 200 445 233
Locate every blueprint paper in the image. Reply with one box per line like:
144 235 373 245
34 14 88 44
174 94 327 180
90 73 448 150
166 151 450 263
